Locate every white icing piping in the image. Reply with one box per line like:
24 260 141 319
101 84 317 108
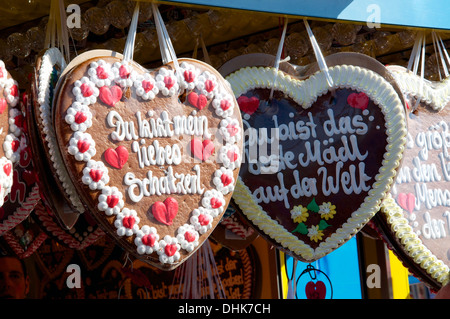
381 195 450 286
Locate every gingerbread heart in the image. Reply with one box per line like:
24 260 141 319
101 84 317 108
0 89 41 236
53 56 242 270
388 65 450 111
0 60 21 211
28 47 85 230
223 53 407 262
375 95 450 290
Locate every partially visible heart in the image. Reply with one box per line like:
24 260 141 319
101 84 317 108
347 92 369 110
397 193 415 214
99 85 122 107
152 197 179 226
237 95 259 115
104 146 128 169
190 138 215 161
305 281 326 299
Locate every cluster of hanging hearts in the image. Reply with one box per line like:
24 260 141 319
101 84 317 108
1 3 450 297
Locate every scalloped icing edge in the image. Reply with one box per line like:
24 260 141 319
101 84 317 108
380 195 450 287
388 66 450 111
227 64 407 261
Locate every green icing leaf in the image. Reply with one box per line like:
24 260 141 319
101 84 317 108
318 220 331 231
292 223 308 235
307 198 320 213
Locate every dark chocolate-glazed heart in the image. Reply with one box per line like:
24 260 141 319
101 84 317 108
224 53 407 262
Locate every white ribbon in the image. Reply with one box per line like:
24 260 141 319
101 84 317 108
151 3 181 79
406 31 426 110
269 18 289 101
123 2 140 62
303 19 334 88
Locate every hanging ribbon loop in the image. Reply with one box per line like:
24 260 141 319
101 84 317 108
303 19 334 88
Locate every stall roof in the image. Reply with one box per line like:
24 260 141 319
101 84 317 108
157 0 450 31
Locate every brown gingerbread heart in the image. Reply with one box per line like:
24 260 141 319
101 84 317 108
53 55 243 270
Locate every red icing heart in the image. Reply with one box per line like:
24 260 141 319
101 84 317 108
106 195 119 208
11 140 20 152
220 99 231 111
0 98 7 114
141 233 156 247
74 111 87 124
99 85 122 107
188 91 208 110
104 146 128 169
77 140 90 153
152 197 179 226
122 216 135 229
190 138 214 161
80 83 93 97
347 92 369 110
164 76 175 89
227 150 238 162
3 163 11 176
226 124 239 137
210 197 222 209
165 244 177 257
237 95 259 115
184 70 195 83
205 79 215 93
221 174 232 187
305 281 326 299
119 65 130 79
14 114 24 128
184 231 196 242
397 193 415 214
198 213 210 226
96 66 108 79
89 169 103 182
10 85 18 97
142 80 154 93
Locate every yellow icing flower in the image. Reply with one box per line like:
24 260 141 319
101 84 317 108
290 205 309 223
319 202 336 220
307 225 324 243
